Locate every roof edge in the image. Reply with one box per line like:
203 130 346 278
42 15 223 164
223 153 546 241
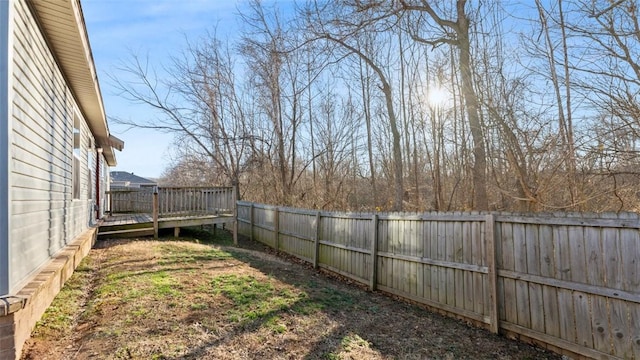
28 0 121 166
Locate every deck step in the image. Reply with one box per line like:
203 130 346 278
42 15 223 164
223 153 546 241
98 227 155 238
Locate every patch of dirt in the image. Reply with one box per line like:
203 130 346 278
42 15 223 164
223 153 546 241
21 235 562 360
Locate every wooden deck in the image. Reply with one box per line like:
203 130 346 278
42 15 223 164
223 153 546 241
99 186 236 239
98 212 234 239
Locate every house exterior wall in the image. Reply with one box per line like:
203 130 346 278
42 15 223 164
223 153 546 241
0 0 11 297
8 0 97 294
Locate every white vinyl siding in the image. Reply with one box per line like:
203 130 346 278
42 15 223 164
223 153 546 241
0 0 11 296
8 0 95 293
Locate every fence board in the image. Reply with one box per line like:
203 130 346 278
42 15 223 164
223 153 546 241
472 220 485 317
389 221 400 296
513 222 531 330
610 298 630 358
398 219 406 293
524 224 544 333
369 214 377 290
484 214 498 333
453 221 464 309
584 226 603 287
437 221 447 305
430 220 439 304
558 288 577 346
400 221 415 295
542 285 561 339
444 221 454 306
622 226 639 293
631 303 640 359
569 226 587 284
495 219 505 322
501 222 517 325
590 295 611 355
574 292 593 349
389 220 397 294
603 226 624 290
537 223 560 339
462 221 473 312
414 219 423 298
378 218 388 289
420 221 429 301
623 219 640 359
412 219 420 296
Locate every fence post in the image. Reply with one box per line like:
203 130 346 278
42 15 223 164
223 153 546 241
313 211 321 269
232 184 238 246
274 207 280 252
249 203 254 241
369 213 378 291
485 213 499 334
153 190 159 239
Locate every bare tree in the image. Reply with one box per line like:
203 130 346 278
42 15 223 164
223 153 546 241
303 1 406 210
110 33 251 190
357 51 379 208
159 151 221 187
239 0 309 205
533 0 578 208
570 0 640 210
399 0 489 210
112 0 640 213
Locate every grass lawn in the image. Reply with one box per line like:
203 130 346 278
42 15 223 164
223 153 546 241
21 229 560 359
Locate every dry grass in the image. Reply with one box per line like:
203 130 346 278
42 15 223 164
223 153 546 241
22 229 560 360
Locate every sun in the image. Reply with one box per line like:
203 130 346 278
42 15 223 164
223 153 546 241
428 87 449 107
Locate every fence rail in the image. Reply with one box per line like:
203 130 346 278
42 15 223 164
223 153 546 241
236 201 640 360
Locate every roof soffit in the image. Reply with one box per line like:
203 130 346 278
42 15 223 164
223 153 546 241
28 0 119 166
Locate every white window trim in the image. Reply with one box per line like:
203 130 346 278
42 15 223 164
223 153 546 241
72 111 82 201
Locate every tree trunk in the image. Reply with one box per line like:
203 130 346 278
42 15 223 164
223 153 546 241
457 5 488 210
360 58 378 208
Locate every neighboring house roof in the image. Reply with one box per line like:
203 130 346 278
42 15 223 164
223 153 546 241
29 0 122 165
111 171 157 186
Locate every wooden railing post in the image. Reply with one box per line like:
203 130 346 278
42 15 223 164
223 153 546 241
313 211 321 269
485 213 499 334
369 213 378 291
274 207 280 252
157 187 163 215
153 190 159 239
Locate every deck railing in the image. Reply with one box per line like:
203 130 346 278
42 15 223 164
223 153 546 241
108 186 235 216
158 187 234 216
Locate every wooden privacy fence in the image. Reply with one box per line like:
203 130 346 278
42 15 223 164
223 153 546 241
108 187 235 216
236 201 640 360
108 188 154 213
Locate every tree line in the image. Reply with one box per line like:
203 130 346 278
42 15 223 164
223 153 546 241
113 0 640 212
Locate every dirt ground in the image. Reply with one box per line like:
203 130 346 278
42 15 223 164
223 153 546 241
21 231 561 359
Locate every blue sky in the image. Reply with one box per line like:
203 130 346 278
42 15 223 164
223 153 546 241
83 0 240 179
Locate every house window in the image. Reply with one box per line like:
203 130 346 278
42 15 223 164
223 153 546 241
73 114 81 199
87 140 94 200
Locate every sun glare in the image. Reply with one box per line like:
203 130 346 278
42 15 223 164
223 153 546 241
428 87 449 107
